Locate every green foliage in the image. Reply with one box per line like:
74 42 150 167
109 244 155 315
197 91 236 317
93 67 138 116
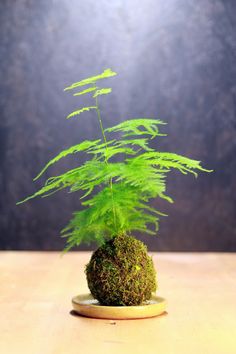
93 88 112 97
66 106 97 119
64 68 117 91
17 69 212 252
33 139 101 181
105 118 167 138
73 87 97 96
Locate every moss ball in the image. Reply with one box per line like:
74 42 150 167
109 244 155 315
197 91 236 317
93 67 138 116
85 234 157 306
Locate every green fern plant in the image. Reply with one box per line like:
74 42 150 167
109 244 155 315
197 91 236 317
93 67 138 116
17 68 211 252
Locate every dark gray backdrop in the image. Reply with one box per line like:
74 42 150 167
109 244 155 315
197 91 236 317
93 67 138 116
0 0 235 251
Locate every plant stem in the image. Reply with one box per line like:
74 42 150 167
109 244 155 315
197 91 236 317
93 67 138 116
94 86 117 231
95 95 108 149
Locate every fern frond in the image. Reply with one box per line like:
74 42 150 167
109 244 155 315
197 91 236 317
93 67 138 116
33 139 101 181
73 87 97 96
62 183 166 250
66 106 97 119
64 68 117 91
133 152 212 177
88 144 136 160
67 157 171 203
105 118 167 138
93 88 112 97
117 158 173 202
114 138 154 151
86 136 160 162
61 208 113 252
17 159 104 204
69 159 110 194
16 177 66 205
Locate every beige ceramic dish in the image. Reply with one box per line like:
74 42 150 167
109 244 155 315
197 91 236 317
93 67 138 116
72 293 167 320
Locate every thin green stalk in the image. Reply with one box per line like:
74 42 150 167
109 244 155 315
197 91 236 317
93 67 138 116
95 95 108 150
94 84 117 231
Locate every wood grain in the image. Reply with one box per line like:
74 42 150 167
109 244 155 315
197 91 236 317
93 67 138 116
0 252 235 354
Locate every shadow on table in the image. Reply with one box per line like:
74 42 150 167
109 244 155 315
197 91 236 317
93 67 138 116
69 309 168 321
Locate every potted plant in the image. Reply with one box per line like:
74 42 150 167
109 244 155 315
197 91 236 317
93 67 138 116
17 69 211 319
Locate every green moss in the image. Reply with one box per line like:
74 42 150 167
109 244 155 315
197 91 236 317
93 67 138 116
85 234 157 306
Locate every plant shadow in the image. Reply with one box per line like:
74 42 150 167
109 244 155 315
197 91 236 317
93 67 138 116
69 309 168 321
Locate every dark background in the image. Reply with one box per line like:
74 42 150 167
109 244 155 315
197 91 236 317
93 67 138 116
0 0 235 251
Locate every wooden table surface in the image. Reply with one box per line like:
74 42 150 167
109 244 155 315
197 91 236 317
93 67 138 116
0 252 235 354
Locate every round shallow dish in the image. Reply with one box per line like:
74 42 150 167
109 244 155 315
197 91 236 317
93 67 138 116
72 293 166 320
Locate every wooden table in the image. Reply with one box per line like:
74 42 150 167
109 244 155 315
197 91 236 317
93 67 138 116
0 252 235 354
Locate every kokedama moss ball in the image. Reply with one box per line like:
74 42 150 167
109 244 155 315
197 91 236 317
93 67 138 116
85 234 157 306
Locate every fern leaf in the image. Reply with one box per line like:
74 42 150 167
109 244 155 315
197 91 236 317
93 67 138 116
134 152 212 177
88 144 136 160
69 159 110 194
66 106 97 119
93 88 112 98
73 87 97 96
64 69 117 91
33 139 101 181
105 118 167 138
61 207 113 251
62 183 166 249
116 159 170 200
16 179 64 205
17 160 104 204
115 138 154 151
